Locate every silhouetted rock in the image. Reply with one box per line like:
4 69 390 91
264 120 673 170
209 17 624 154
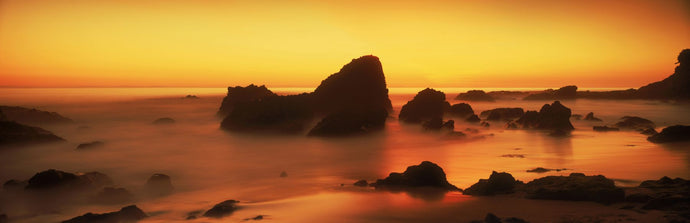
447 103 474 118
523 85 577 100
523 173 624 204
184 95 199 99
152 117 175 125
217 85 276 117
614 116 655 130
307 109 387 136
354 180 368 187
279 171 288 178
399 88 450 123
637 49 690 99
76 141 105 150
593 126 619 132
421 117 454 131
373 161 459 191
92 187 134 204
0 121 64 147
221 94 315 134
463 171 521 196
203 200 239 218
526 167 567 173
640 128 658 135
455 90 495 102
513 101 574 131
0 105 73 125
25 169 112 191
647 125 690 143
466 114 481 123
480 108 524 121
62 205 147 223
145 174 173 196
583 112 602 121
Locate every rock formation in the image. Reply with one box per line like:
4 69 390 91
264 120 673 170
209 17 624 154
398 88 450 123
647 125 690 143
0 105 73 125
62 205 147 223
523 173 624 204
455 90 495 102
523 85 577 100
447 103 475 118
463 171 521 196
513 101 574 131
217 84 276 117
614 116 655 130
637 49 690 99
373 161 459 191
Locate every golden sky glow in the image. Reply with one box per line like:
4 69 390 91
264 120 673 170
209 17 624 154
1 0 689 88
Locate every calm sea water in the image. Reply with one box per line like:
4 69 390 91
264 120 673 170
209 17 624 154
0 87 688 222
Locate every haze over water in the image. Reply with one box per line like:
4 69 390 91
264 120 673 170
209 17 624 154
1 87 689 222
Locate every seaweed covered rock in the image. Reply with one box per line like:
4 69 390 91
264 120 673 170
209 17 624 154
463 171 521 196
523 85 577 100
398 88 450 123
455 90 495 102
374 161 459 191
614 116 655 130
0 105 73 125
308 109 388 137
513 101 574 131
62 205 147 223
217 84 276 117
523 173 624 204
647 125 690 143
447 103 475 118
203 200 239 218
0 121 64 147
480 108 524 121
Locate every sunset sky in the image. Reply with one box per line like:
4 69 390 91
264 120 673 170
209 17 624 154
1 0 688 88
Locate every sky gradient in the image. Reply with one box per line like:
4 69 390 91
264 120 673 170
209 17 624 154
1 0 689 88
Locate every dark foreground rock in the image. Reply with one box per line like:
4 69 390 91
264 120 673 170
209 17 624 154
480 108 524 121
455 90 495 102
203 200 239 218
523 85 578 100
62 205 147 223
647 125 690 143
0 121 64 147
152 117 175 125
76 141 105 150
523 173 624 204
373 161 459 191
398 88 450 123
0 105 73 125
145 174 173 196
217 85 276 117
463 171 521 196
513 101 574 131
634 177 690 211
25 169 113 191
614 116 655 130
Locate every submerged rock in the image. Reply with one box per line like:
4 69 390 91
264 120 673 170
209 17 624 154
523 173 624 204
614 116 655 130
455 90 495 102
513 101 574 131
145 174 174 196
647 125 690 143
0 105 73 125
399 88 450 123
463 171 521 196
217 84 276 117
373 161 459 191
0 121 64 147
447 103 474 118
583 112 602 121
62 205 147 223
593 126 619 132
480 108 524 121
76 141 105 150
203 200 239 218
152 117 175 125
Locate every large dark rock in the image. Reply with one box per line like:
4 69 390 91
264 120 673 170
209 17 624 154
523 85 577 100
25 169 113 191
62 205 147 223
480 108 524 121
373 161 459 191
0 106 73 125
398 88 450 123
220 55 392 136
0 121 64 147
145 173 174 196
637 49 690 99
217 84 276 117
455 90 495 102
614 116 655 130
513 101 574 131
523 173 624 204
447 103 475 118
203 200 239 218
463 171 521 196
647 125 690 143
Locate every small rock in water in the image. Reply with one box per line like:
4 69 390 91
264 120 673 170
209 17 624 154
280 171 288 177
353 180 368 187
152 117 175 125
647 125 690 143
184 95 199 99
500 154 525 158
203 200 239 218
76 141 105 150
374 161 459 191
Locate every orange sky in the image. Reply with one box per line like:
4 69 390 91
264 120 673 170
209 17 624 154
1 0 689 88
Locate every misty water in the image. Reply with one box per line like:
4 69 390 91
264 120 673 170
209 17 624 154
1 87 689 222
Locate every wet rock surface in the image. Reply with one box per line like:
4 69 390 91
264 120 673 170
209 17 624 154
398 88 450 123
647 125 690 143
523 173 624 204
463 171 521 196
62 205 147 223
203 200 239 218
455 90 495 102
373 161 459 191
